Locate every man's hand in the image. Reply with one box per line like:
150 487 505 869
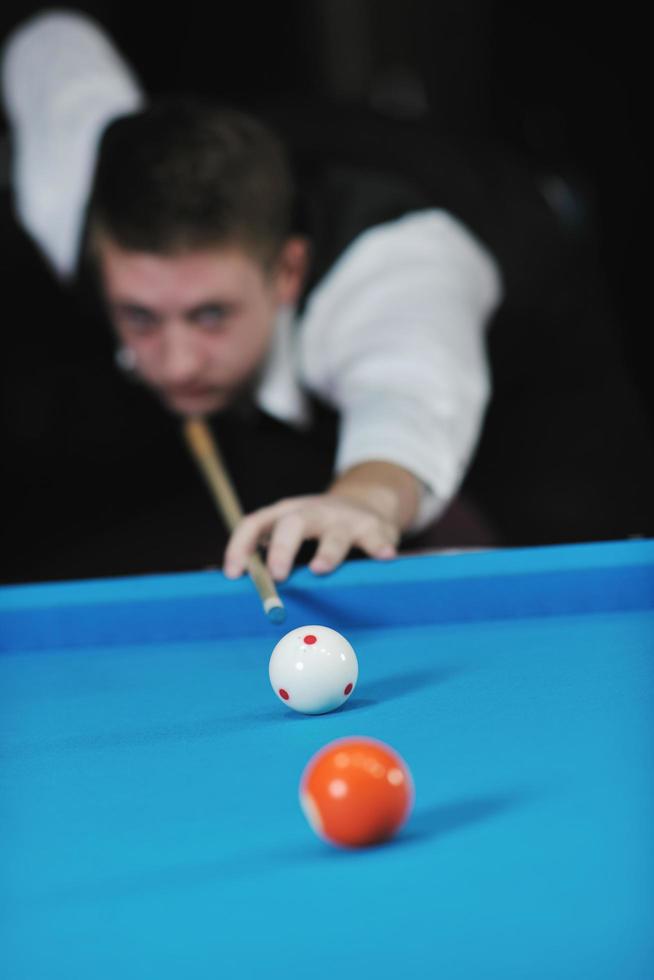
223 461 421 581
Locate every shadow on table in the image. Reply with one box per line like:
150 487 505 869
239 665 462 725
402 791 530 846
353 665 461 704
269 789 531 866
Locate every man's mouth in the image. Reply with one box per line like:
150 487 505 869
159 384 234 415
166 384 216 400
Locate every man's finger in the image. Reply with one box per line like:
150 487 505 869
223 496 318 578
223 506 279 578
309 529 353 575
266 511 309 581
355 521 399 560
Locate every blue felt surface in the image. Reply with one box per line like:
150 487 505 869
1 541 653 979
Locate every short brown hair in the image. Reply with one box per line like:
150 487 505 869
86 97 294 265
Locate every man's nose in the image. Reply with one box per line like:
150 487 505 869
160 325 202 384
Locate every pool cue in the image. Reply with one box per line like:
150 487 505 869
182 417 286 623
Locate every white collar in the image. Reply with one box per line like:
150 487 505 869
254 307 312 428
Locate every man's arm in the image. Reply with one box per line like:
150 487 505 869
224 460 420 582
226 209 502 581
1 10 143 279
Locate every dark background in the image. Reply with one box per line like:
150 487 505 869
1 2 652 583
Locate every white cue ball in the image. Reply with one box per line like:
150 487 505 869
269 625 359 715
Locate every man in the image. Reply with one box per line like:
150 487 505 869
2 10 501 582
5 11 651 587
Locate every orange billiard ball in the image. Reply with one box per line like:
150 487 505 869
299 737 414 848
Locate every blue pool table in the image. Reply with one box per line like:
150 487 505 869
1 539 653 979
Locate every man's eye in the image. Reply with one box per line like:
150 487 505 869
121 308 157 332
194 306 231 329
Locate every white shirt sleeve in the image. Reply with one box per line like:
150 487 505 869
298 209 503 530
1 10 144 280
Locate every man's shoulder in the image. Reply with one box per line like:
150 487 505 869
254 97 561 305
297 164 433 298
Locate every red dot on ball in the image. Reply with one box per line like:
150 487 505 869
279 689 290 700
304 634 317 645
344 683 353 696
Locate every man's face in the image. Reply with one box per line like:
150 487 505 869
97 237 303 416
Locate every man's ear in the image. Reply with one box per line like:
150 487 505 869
274 236 310 306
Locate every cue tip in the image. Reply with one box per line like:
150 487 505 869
265 598 286 624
